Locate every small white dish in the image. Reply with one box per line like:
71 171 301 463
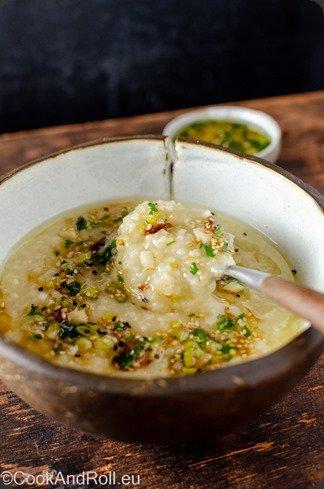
163 105 282 162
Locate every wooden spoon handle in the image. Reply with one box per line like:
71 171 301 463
261 276 324 333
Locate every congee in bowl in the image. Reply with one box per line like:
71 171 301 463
0 198 306 378
0 137 322 442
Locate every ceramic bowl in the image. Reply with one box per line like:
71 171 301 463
0 136 323 443
163 106 282 162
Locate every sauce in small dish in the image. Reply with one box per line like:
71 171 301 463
163 105 281 162
175 119 271 155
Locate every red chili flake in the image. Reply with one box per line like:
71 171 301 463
90 237 106 252
123 339 140 353
145 222 172 235
54 308 64 322
137 351 152 367
138 283 149 291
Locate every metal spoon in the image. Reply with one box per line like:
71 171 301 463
226 265 324 334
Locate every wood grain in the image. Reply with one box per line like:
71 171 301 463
1 91 324 193
0 91 323 489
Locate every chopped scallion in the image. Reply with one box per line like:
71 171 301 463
76 216 87 231
203 244 215 257
148 202 158 214
189 262 199 275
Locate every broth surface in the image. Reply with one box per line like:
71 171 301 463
0 200 306 378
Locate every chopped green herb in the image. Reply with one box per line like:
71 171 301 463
76 216 88 231
90 215 110 228
54 250 60 257
183 349 196 367
203 244 215 257
148 202 158 214
117 274 124 283
76 325 92 336
113 321 125 331
84 285 99 298
64 239 74 249
183 339 203 367
26 304 45 321
58 322 80 340
189 262 199 275
193 328 207 346
216 314 235 332
241 325 252 337
166 240 176 246
98 239 116 265
26 304 38 316
114 338 149 369
76 251 92 266
213 225 222 237
105 280 128 303
220 344 237 355
60 297 73 308
62 281 81 296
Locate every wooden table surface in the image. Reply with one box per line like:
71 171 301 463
0 91 323 489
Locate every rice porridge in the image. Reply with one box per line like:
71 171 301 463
0 200 306 378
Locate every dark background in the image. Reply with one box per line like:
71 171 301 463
0 0 323 133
